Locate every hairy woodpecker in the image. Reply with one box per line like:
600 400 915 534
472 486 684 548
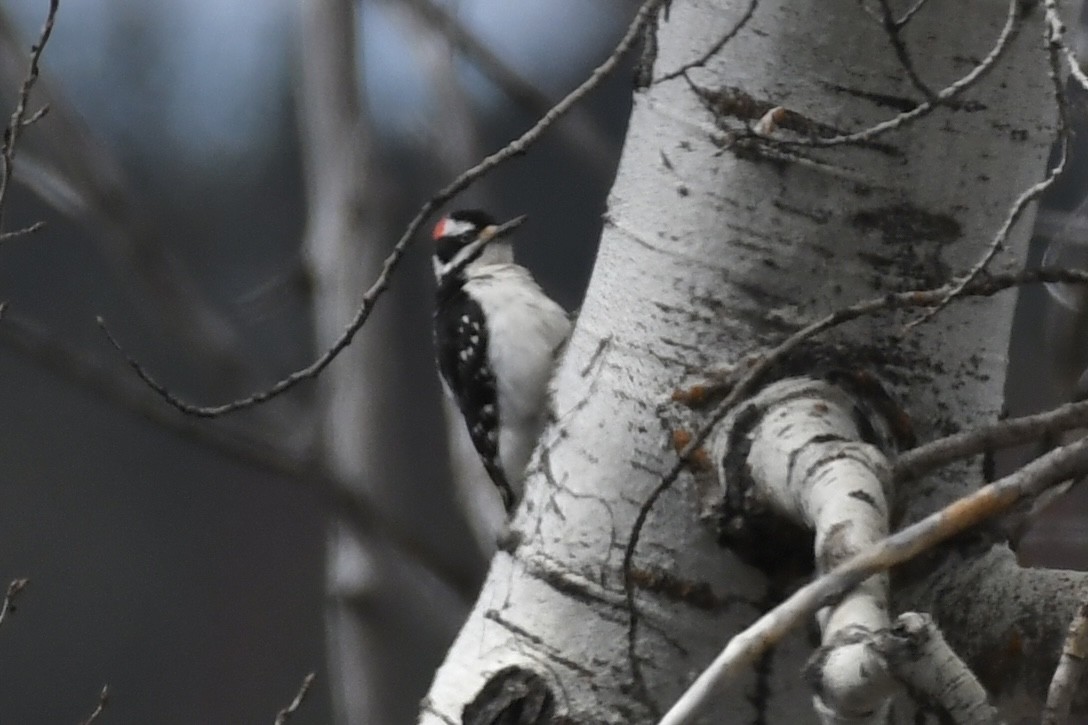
431 209 571 512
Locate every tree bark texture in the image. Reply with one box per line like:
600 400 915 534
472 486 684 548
423 1 1087 722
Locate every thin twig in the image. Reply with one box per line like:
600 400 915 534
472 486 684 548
895 398 1088 483
0 578 28 628
894 0 932 28
876 0 936 100
0 219 44 241
755 0 1021 148
1042 598 1088 725
1045 0 1088 96
624 267 1088 716
79 685 109 725
100 0 669 419
396 0 614 166
274 672 316 725
0 0 57 236
655 0 758 83
658 437 1088 725
908 27 1069 328
0 309 479 602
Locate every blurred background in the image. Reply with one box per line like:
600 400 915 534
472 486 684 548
0 1 635 722
0 1 1086 723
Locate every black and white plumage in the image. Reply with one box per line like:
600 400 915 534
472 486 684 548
432 210 571 512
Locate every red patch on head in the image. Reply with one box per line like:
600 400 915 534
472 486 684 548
431 217 448 241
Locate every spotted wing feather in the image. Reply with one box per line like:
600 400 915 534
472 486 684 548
434 285 515 510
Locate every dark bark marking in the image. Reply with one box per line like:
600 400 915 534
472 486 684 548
849 488 879 509
462 664 557 725
483 611 595 679
688 82 901 157
628 564 749 611
851 203 961 289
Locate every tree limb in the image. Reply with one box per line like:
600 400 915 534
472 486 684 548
1042 598 1088 725
0 307 480 601
274 672 316 725
99 0 669 418
0 0 55 236
658 436 1088 725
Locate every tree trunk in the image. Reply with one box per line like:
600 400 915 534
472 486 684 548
422 1 1088 722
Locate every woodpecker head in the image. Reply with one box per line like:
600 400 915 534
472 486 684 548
431 209 524 282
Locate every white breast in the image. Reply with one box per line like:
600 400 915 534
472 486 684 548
463 264 571 484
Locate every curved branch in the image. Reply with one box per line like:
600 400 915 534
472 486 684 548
0 307 479 601
658 436 1088 725
100 0 668 418
754 0 1021 148
0 0 56 235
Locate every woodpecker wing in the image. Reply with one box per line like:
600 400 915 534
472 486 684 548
434 282 516 510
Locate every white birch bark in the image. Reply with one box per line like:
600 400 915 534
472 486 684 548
296 2 469 723
423 0 1088 722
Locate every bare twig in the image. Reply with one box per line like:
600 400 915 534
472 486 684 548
0 4 280 398
625 267 1088 715
274 672 316 725
895 398 1088 483
100 0 669 418
876 0 936 100
894 0 932 28
0 219 44 241
755 0 1021 148
658 437 1088 725
0 0 57 236
79 685 109 725
0 309 479 601
655 0 758 83
0 578 28 628
1042 598 1088 725
395 0 614 167
908 27 1068 328
1045 0 1088 95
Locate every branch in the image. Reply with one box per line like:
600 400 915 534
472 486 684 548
1045 0 1088 96
0 4 277 396
907 22 1068 327
753 0 1021 148
0 0 56 236
395 0 615 169
0 307 479 601
805 612 1001 725
626 267 1088 714
714 378 897 722
1042 598 1088 725
875 0 936 100
100 0 669 418
274 672 316 725
654 0 758 83
871 613 1000 724
0 578 28 628
0 219 44 241
79 685 109 725
894 0 932 28
657 436 1088 725
894 398 1088 483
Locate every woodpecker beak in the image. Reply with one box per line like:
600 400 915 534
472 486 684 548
437 214 528 280
479 214 528 244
